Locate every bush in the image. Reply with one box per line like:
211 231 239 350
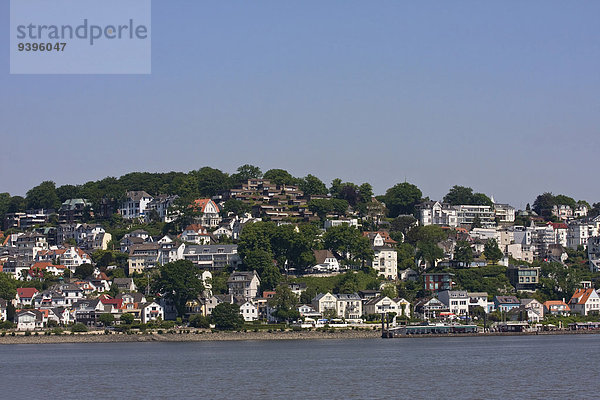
24 331 31 336
0 321 15 330
120 313 135 325
71 323 88 333
188 314 210 328
160 320 175 329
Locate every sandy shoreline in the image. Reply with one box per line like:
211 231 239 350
1 328 598 345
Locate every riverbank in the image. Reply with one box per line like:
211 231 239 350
0 328 382 344
1 327 599 345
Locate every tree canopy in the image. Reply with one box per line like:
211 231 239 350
152 260 204 316
383 182 422 217
443 185 492 206
211 303 244 330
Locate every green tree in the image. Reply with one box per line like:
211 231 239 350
444 185 492 206
323 225 373 266
188 314 210 328
0 273 17 300
443 185 474 205
405 225 446 246
211 303 244 330
471 215 482 229
416 241 444 270
26 181 60 210
299 174 328 196
0 193 11 220
263 169 296 186
390 215 417 235
221 199 251 217
383 182 423 217
232 164 262 184
56 185 81 203
396 243 416 270
153 260 205 317
532 192 556 219
454 241 474 266
74 263 94 280
244 248 281 291
308 199 334 220
484 239 503 264
7 196 26 213
99 313 115 326
120 313 135 324
71 323 89 332
269 284 300 323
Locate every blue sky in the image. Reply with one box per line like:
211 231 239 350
1 1 599 209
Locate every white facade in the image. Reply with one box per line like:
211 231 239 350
239 301 259 322
141 302 164 323
567 221 598 250
419 201 458 227
120 191 154 219
438 290 469 316
494 203 515 223
456 205 495 226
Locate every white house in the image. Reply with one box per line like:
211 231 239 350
335 293 362 320
227 271 261 300
15 310 44 331
418 201 458 227
567 221 598 250
363 296 398 316
468 292 491 313
239 300 259 322
140 301 164 323
180 224 211 245
312 292 338 315
190 199 222 227
568 288 600 316
365 233 397 280
312 250 340 272
120 191 154 220
438 290 469 316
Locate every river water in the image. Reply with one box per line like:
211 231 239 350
1 335 598 399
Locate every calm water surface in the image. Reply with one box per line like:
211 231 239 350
1 335 599 399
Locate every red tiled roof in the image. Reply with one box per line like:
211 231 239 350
184 224 208 234
548 222 568 230
569 289 595 305
17 288 39 298
190 199 220 213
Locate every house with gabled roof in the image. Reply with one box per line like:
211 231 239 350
543 300 570 316
16 287 39 306
239 300 259 322
493 296 521 312
113 278 137 292
414 297 447 320
311 249 340 272
27 262 66 280
227 271 261 300
181 224 212 245
569 288 600 316
120 191 154 220
363 296 399 316
15 309 46 331
33 290 66 309
190 199 221 227
140 301 164 323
